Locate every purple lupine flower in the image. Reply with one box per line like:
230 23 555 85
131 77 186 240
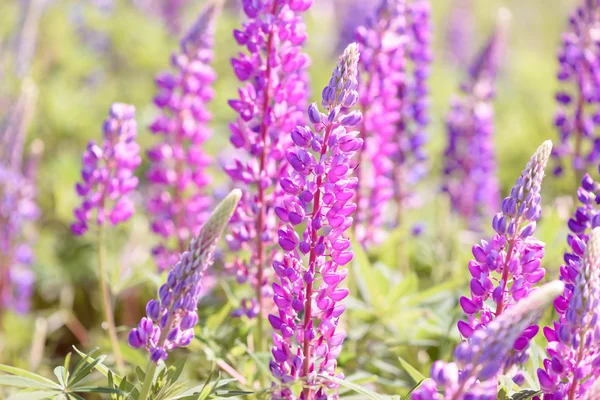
0 80 40 315
445 0 473 66
456 140 552 379
353 0 432 244
537 228 600 397
269 43 362 399
146 2 220 272
412 281 565 400
223 0 312 320
71 103 140 236
442 10 510 228
333 0 377 54
552 0 600 176
129 189 241 362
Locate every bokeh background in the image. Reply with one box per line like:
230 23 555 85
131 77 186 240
0 0 586 397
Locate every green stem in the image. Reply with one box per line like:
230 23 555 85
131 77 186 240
139 362 157 400
97 225 125 372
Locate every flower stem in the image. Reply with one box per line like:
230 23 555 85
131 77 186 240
139 361 157 400
97 224 125 372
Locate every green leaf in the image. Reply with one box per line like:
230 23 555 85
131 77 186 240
398 357 425 384
135 366 146 383
8 390 58 400
53 367 66 388
510 389 541 400
0 375 59 390
404 379 424 400
168 357 187 384
68 355 106 387
0 365 61 388
318 375 385 400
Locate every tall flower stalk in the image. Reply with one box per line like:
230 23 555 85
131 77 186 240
131 189 241 400
457 140 552 381
147 0 221 272
412 281 565 399
269 43 363 399
353 0 432 244
552 0 600 176
223 0 312 347
442 10 510 228
537 219 600 396
72 103 141 372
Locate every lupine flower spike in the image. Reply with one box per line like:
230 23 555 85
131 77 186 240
445 0 474 66
269 43 362 400
353 0 432 244
457 140 552 382
129 189 242 362
224 0 311 327
72 103 141 236
553 0 600 176
0 79 40 316
412 281 565 400
147 0 221 271
537 227 600 399
442 9 510 228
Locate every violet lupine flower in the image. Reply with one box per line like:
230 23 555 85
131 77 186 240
442 10 510 228
445 0 473 66
353 0 432 244
333 0 377 54
129 189 241 362
412 281 565 400
269 43 362 399
457 140 552 377
71 103 140 236
147 1 220 272
536 229 600 398
223 0 312 319
552 0 600 176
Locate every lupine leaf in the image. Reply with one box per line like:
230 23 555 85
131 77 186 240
397 357 425 384
8 390 58 400
0 365 61 388
318 375 386 400
0 375 59 390
510 390 541 400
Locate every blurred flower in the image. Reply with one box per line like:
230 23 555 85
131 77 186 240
333 0 377 54
223 0 312 320
457 140 552 381
445 0 473 66
353 0 432 245
552 0 600 176
71 103 140 236
413 281 565 400
147 1 221 271
537 216 600 397
442 10 510 228
269 43 362 399
129 189 241 362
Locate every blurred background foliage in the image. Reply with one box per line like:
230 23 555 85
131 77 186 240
0 0 587 397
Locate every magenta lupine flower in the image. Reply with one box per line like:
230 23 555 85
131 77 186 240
146 2 220 271
457 141 552 379
268 43 362 399
537 228 600 397
442 11 510 228
353 0 432 244
412 281 565 400
552 0 600 176
129 189 241 362
223 0 312 319
71 103 140 236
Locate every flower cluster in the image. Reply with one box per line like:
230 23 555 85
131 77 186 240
457 140 552 377
552 0 600 176
269 43 362 399
353 0 432 244
223 0 312 319
71 103 141 236
537 225 600 397
146 2 220 271
129 189 241 362
445 0 473 66
442 10 510 228
333 0 377 54
412 281 565 400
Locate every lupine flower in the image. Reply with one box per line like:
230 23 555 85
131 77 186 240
353 0 432 244
552 0 600 176
457 140 552 378
129 189 241 362
269 43 362 399
537 228 600 398
333 0 376 54
223 0 312 320
71 103 141 236
147 1 220 271
0 80 40 315
412 281 565 400
445 0 473 66
442 10 510 228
